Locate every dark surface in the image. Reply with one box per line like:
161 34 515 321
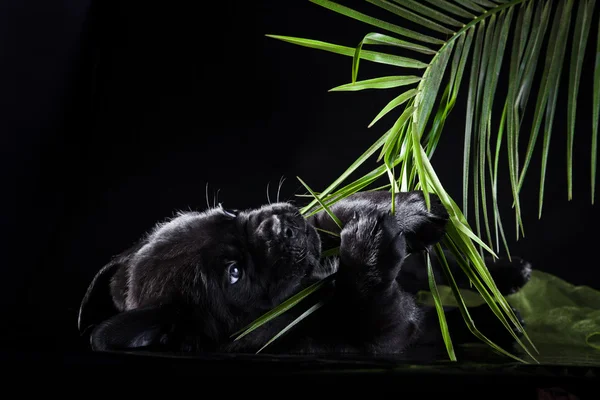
2 0 600 388
59 350 599 397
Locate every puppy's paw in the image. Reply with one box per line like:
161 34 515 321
339 210 402 270
486 256 533 295
395 191 449 252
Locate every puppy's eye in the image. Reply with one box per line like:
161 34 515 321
228 263 242 284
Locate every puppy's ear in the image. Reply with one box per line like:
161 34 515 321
89 305 178 351
394 191 449 253
78 243 142 336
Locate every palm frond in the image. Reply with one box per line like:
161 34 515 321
242 0 600 362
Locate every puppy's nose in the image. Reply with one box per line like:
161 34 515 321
272 214 300 239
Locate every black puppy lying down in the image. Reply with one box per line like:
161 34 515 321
78 190 531 357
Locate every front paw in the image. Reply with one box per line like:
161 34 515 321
395 191 449 253
339 210 404 271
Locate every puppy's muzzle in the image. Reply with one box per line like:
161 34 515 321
257 212 305 242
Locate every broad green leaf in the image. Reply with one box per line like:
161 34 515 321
594 16 600 204
256 301 326 354
369 89 418 127
297 176 343 229
309 0 445 44
426 252 456 361
423 0 476 19
329 75 421 92
567 0 595 200
391 0 465 27
232 274 335 340
368 0 456 35
265 35 428 69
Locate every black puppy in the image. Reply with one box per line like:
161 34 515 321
78 190 531 356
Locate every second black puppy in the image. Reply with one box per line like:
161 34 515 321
78 190 531 356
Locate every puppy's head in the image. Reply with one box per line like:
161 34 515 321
78 202 322 352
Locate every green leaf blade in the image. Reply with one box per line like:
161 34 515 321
391 0 466 28
232 275 334 340
256 301 326 354
265 35 428 69
414 40 456 138
360 32 438 55
426 253 456 361
423 0 476 19
329 75 421 92
298 177 343 229
464 22 486 220
309 0 445 44
369 89 419 127
538 0 575 218
594 14 600 204
567 0 595 201
368 0 457 35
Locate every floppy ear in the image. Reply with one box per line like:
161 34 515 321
78 243 142 335
394 191 449 253
89 304 178 351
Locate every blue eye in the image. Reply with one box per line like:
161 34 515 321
228 263 242 284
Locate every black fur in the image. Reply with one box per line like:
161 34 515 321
78 190 532 357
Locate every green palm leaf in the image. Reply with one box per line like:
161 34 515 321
246 0 599 362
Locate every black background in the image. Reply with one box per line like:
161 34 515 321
2 0 599 355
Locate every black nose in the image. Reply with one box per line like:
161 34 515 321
272 214 302 239
284 227 294 238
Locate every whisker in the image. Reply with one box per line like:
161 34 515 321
266 181 272 205
205 183 210 209
277 176 286 203
214 188 221 208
